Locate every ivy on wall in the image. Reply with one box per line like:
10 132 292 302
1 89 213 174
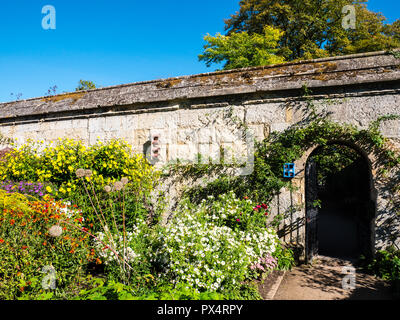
165 87 400 216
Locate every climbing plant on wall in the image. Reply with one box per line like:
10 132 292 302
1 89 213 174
166 88 400 218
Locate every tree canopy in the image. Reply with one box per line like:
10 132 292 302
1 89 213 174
199 26 285 70
199 0 400 69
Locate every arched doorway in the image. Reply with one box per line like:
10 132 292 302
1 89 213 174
305 143 376 264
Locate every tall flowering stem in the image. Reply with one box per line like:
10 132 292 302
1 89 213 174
59 219 133 271
122 186 126 279
78 175 113 247
75 168 134 285
105 186 121 239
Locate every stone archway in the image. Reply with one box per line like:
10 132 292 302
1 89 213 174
292 140 379 264
305 142 376 263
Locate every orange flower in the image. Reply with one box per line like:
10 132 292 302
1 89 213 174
10 219 15 225
0 239 4 244
43 241 47 246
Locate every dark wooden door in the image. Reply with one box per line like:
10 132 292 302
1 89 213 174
306 159 318 264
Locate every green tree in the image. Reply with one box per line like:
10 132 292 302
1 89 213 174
76 80 97 91
199 25 285 70
223 0 400 61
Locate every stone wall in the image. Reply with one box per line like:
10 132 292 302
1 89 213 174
1 50 399 255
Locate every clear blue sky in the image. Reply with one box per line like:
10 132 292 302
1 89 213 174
0 0 398 102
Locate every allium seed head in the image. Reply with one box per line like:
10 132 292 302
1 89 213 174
49 225 63 237
104 185 112 193
84 169 93 178
114 181 124 191
75 168 85 178
121 177 129 185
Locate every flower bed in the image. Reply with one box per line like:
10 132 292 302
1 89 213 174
0 190 94 299
0 138 295 300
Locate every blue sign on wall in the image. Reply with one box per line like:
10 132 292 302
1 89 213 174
283 163 295 178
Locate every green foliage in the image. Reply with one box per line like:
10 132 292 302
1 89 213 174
199 26 285 70
74 278 138 300
76 80 97 91
273 245 295 271
75 278 227 300
138 282 227 300
310 144 361 185
364 247 400 282
223 0 400 61
336 4 400 55
222 283 262 300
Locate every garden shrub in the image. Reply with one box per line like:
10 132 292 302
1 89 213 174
0 138 158 199
365 247 400 282
152 191 291 294
0 138 159 230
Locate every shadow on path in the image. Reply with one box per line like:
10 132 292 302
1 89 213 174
273 255 393 300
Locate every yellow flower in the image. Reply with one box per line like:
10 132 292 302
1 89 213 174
46 186 53 193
